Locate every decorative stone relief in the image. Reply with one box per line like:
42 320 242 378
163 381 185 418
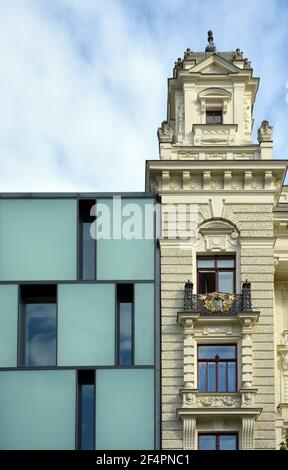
210 175 224 190
178 151 199 160
205 153 227 160
200 127 230 145
244 98 251 132
251 175 264 190
150 176 161 192
231 176 244 189
202 327 233 336
242 392 255 406
190 176 202 190
169 175 182 190
197 395 241 408
183 393 196 407
177 97 184 138
233 153 254 160
204 231 239 252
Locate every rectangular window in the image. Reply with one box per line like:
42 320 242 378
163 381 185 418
77 370 95 450
197 256 235 294
206 110 223 124
199 433 238 450
19 285 57 367
117 284 134 366
198 345 237 392
79 199 96 280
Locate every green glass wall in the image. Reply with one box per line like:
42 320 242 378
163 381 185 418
57 284 115 366
135 283 154 365
0 370 76 449
95 369 154 450
0 285 18 367
0 199 77 281
96 198 154 280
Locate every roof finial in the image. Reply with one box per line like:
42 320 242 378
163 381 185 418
205 30 216 52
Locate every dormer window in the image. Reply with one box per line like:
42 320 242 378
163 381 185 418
206 110 223 125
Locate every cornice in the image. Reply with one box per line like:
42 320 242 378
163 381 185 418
147 159 288 171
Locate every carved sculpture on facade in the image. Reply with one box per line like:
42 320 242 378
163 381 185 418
184 48 193 59
158 120 173 143
197 395 241 408
257 120 273 142
243 58 252 68
233 48 244 59
177 100 184 136
244 98 251 132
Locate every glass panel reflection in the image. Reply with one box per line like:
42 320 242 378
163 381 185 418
217 259 235 268
119 302 133 366
198 346 236 359
82 222 95 280
198 363 206 392
199 435 216 450
208 362 216 392
218 271 234 293
25 303 56 366
197 259 215 268
219 435 237 450
80 384 94 450
218 362 226 392
228 362 236 392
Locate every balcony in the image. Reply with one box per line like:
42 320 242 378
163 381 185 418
182 280 252 316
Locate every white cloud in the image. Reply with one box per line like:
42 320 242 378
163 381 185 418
0 0 287 192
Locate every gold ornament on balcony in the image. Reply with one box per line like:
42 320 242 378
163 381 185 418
199 292 236 313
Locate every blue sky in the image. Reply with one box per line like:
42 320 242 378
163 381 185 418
0 0 287 192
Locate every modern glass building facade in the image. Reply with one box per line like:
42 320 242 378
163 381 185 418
0 193 159 450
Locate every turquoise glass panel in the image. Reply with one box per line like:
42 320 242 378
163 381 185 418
135 283 154 365
96 369 154 450
58 284 115 366
0 285 18 367
96 198 154 280
0 370 75 449
0 199 77 280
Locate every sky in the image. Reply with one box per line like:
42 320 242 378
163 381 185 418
0 0 287 192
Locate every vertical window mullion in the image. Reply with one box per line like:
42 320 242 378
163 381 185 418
79 199 96 281
117 284 134 366
77 370 95 450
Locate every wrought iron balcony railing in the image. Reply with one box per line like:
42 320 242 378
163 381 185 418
183 280 252 315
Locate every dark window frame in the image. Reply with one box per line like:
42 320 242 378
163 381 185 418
116 284 134 367
77 369 95 451
197 344 237 392
197 255 236 294
206 109 223 125
198 432 239 450
18 284 57 368
78 199 97 281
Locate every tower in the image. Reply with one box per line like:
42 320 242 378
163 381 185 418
147 31 288 450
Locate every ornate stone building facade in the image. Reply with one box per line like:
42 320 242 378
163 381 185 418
146 32 288 450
